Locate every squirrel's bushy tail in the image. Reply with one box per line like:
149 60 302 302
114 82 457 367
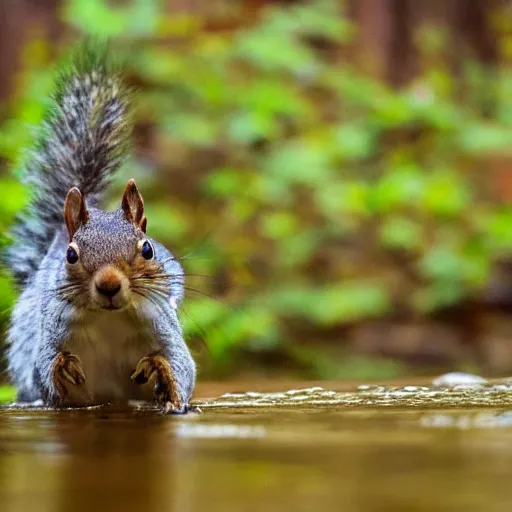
6 42 132 286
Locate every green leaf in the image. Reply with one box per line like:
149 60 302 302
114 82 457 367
0 386 16 404
0 273 16 315
413 283 465 312
262 1 354 42
227 111 279 144
269 282 390 324
264 140 333 186
235 28 316 75
143 204 188 241
458 122 512 155
259 211 298 239
479 209 512 251
379 217 422 250
204 168 249 197
310 283 390 324
0 180 28 227
181 298 226 336
64 0 159 36
183 299 277 360
167 113 218 146
316 181 369 217
421 169 470 216
371 165 425 212
234 80 310 120
276 231 319 268
333 124 375 160
420 245 462 281
373 94 414 127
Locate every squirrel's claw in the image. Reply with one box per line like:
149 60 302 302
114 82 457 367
163 402 191 415
52 352 86 399
131 354 183 411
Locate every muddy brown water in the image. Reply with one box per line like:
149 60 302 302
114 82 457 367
1 381 512 512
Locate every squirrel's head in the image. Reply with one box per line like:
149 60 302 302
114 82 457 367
61 179 182 312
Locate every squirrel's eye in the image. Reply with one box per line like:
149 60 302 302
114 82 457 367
141 240 154 260
66 245 79 264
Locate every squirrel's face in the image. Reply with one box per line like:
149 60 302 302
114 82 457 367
61 180 180 312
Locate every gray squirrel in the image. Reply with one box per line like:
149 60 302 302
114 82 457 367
4 44 196 412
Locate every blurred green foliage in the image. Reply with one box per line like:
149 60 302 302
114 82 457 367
0 386 15 404
1 0 512 379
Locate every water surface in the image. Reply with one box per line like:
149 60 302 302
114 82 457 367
1 382 512 511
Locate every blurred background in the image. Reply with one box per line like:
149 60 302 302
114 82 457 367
0 0 512 383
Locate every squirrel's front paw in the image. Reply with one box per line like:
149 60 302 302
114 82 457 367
131 354 183 412
52 351 86 402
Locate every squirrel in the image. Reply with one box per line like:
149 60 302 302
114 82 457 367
4 43 196 413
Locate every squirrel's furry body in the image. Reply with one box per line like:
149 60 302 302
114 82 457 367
6 44 195 410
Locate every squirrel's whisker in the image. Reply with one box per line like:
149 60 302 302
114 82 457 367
140 272 211 280
53 282 82 293
177 305 210 353
182 286 235 310
132 281 170 294
132 288 167 318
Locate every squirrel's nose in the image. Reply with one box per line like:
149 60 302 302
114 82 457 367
95 282 121 298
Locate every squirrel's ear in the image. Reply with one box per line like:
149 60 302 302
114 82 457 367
121 179 145 228
64 187 89 241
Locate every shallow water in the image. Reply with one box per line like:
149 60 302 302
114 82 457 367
2 382 512 512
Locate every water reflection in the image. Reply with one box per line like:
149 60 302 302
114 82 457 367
1 386 512 511
1 410 179 512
